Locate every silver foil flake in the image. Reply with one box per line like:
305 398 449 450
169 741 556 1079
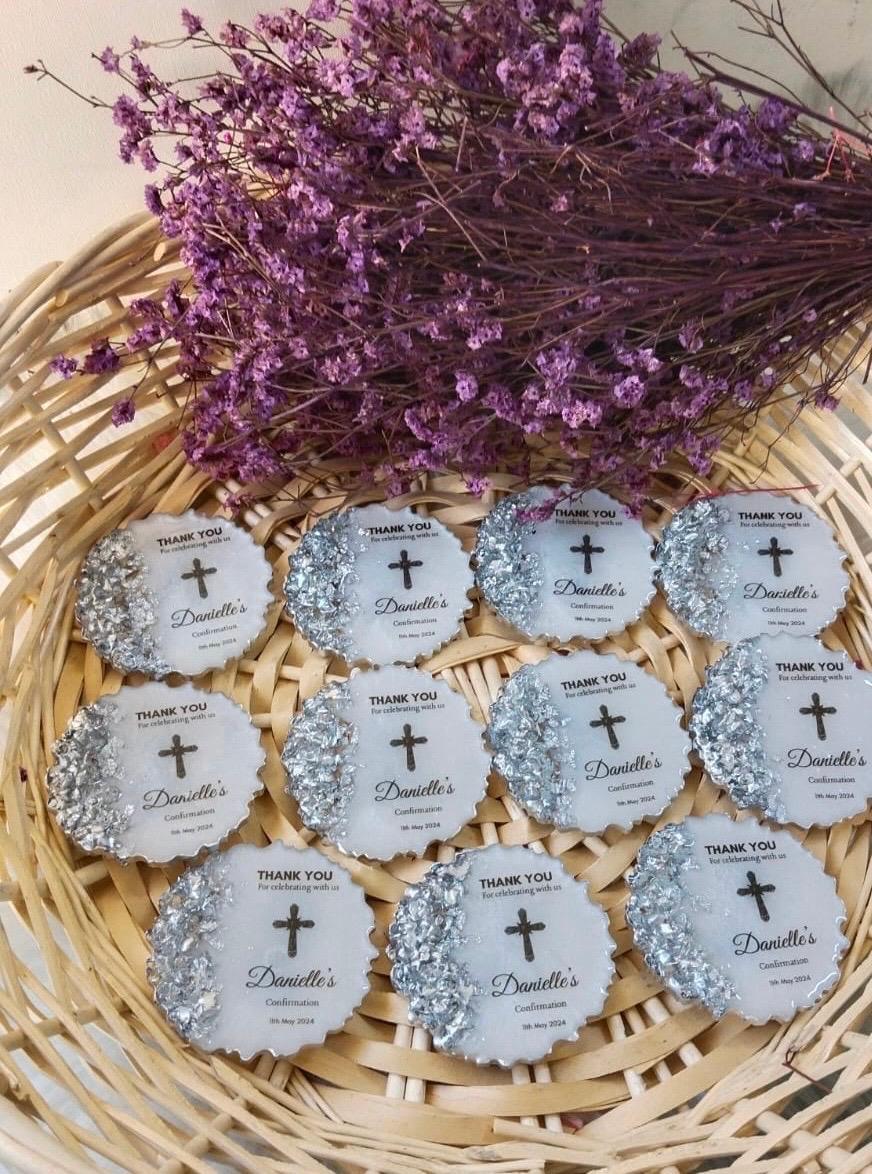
654 499 737 640
487 665 576 827
388 854 480 1051
76 529 172 677
147 853 230 1044
627 823 736 1018
473 491 543 633
283 513 367 657
281 682 358 842
47 699 133 856
691 640 786 822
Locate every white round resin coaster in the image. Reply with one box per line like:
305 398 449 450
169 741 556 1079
389 843 614 1066
487 651 689 832
47 682 265 862
76 511 273 677
284 504 473 665
692 634 872 827
148 841 376 1058
655 491 848 643
282 665 489 859
627 813 847 1023
474 487 654 640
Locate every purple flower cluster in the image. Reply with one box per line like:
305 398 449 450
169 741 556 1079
80 1 865 497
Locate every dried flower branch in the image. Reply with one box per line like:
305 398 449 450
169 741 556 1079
37 0 872 501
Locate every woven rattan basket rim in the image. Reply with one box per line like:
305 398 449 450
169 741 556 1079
1 213 871 1172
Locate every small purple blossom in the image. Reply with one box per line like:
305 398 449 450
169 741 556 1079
678 321 704 353
562 399 603 427
144 184 163 215
97 46 120 73
111 399 136 426
180 9 203 35
81 339 121 376
466 320 503 350
619 32 660 69
454 371 479 402
757 97 795 135
307 0 340 18
612 375 646 407
49 355 79 379
219 22 249 48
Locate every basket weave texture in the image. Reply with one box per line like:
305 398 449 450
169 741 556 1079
1 213 872 1173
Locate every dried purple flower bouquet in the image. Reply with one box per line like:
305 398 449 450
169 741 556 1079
43 1 872 499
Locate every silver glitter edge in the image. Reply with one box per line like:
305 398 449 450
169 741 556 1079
691 640 787 823
76 530 172 677
281 682 358 842
147 853 230 1045
283 513 367 658
654 499 737 641
473 491 544 634
626 822 737 1017
486 665 576 828
388 853 480 1052
47 699 134 856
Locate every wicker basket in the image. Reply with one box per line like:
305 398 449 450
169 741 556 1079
1 212 872 1173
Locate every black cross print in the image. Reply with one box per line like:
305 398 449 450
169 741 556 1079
389 723 428 772
570 534 605 575
736 871 776 922
387 549 423 590
181 557 217 598
589 704 626 750
504 908 546 963
158 734 198 779
272 903 315 958
758 536 793 578
799 692 837 741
